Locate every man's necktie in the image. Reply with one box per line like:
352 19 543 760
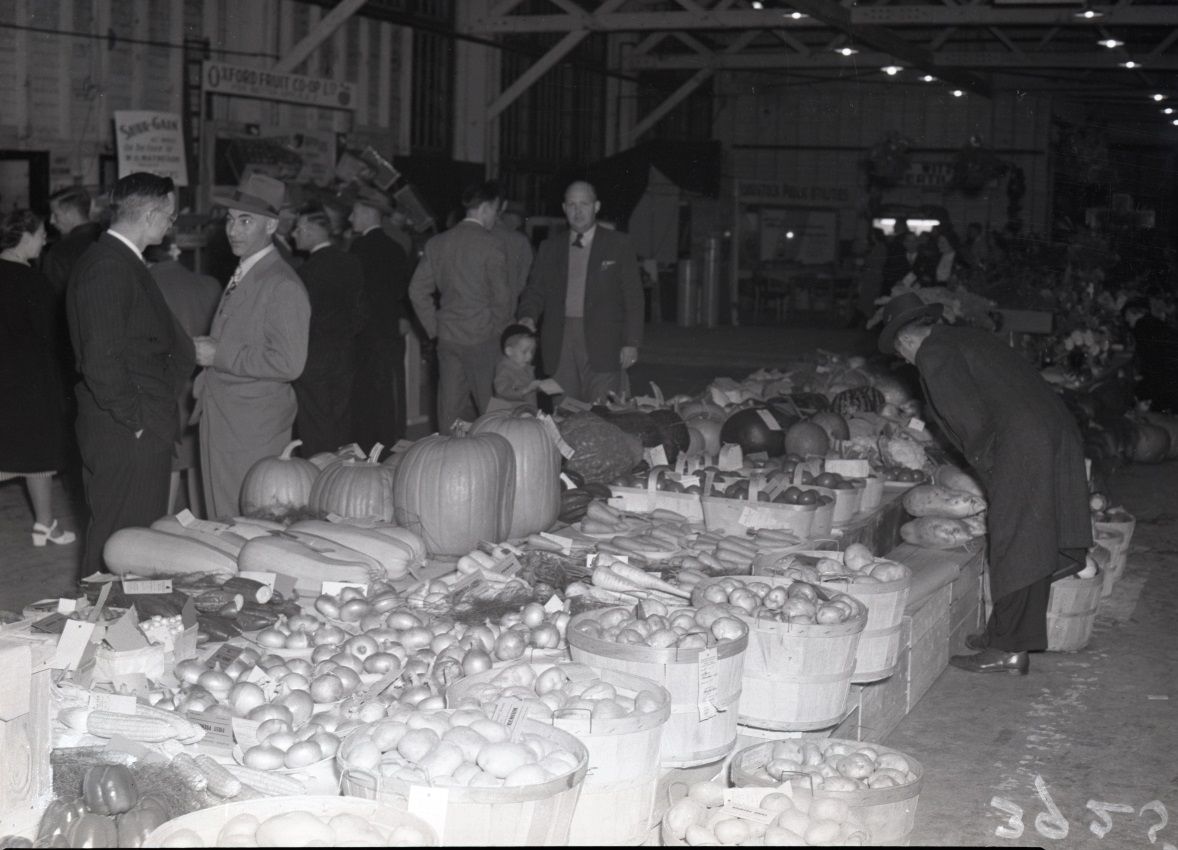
572 232 584 249
226 264 244 295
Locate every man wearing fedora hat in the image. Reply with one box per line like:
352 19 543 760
878 292 1092 675
194 174 310 518
348 188 411 447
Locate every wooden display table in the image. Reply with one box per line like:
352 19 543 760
0 625 58 838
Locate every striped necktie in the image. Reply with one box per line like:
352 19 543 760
572 232 584 249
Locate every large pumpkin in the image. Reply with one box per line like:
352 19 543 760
393 432 516 555
1140 411 1178 460
239 439 319 519
307 444 397 522
471 408 560 538
308 443 365 471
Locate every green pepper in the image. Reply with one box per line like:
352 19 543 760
66 813 118 848
0 836 33 848
34 796 87 845
81 765 139 816
115 796 170 849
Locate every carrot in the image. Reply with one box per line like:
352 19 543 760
604 559 691 599
586 501 624 526
651 508 689 523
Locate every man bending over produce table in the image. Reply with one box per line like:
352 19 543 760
877 292 1092 675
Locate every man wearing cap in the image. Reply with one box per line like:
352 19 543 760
877 293 1092 675
194 176 310 518
517 180 643 404
349 188 412 447
409 181 512 432
68 172 195 572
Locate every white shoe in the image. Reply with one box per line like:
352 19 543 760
32 520 76 546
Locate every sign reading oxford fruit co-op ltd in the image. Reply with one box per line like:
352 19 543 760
201 60 356 110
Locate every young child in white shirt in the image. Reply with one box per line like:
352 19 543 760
493 324 542 409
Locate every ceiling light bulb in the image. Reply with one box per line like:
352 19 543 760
1099 39 1123 48
1165 108 1175 115
922 75 936 83
836 47 859 56
1172 118 1178 126
1153 94 1166 102
751 0 763 8
951 90 964 98
882 65 902 76
1075 9 1104 20
788 11 807 19
1121 60 1139 69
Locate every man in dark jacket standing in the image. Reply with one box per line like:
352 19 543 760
45 186 103 297
349 190 411 447
878 293 1092 674
517 180 643 404
67 173 195 573
291 202 365 455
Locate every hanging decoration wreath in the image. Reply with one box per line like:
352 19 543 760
951 135 1005 195
866 131 914 187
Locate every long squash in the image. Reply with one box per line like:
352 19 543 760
286 520 417 579
104 527 238 579
236 533 384 593
149 516 252 558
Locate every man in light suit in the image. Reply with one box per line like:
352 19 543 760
409 181 512 433
517 180 643 404
67 172 195 573
194 176 310 518
291 201 365 455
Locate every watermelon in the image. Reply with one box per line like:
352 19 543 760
784 421 830 457
720 407 791 456
831 386 886 416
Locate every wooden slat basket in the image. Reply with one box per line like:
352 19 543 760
730 738 925 846
1046 570 1102 652
567 607 748 768
445 662 672 846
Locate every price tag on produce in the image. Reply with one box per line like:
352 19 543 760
122 578 173 595
718 801 777 825
756 409 783 432
56 598 79 615
738 507 778 529
231 717 262 749
175 509 231 535
408 786 450 844
88 691 137 715
543 595 565 614
907 417 926 433
558 397 592 414
538 413 576 459
718 443 743 472
644 445 669 468
321 580 368 597
51 620 98 671
490 698 526 740
204 643 245 671
559 472 577 490
186 709 234 748
495 554 524 577
824 459 870 479
697 646 720 721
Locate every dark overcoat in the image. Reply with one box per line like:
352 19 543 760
915 325 1092 600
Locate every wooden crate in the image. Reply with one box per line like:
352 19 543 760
845 647 911 743
0 631 57 838
949 553 986 653
904 584 952 713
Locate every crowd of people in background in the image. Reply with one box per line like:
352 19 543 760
0 172 645 575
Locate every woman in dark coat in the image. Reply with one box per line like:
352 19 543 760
878 293 1092 674
0 210 76 546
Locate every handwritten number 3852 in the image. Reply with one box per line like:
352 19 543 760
991 775 1172 846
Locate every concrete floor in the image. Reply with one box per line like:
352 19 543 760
2 321 1174 848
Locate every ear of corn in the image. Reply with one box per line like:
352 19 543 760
193 755 242 798
170 753 209 792
221 764 303 797
86 711 176 742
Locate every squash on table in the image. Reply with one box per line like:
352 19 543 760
239 439 320 519
471 407 560 538
236 532 385 594
308 443 397 522
104 527 238 579
393 431 516 555
287 519 422 578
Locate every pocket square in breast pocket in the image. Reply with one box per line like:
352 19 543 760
600 260 616 270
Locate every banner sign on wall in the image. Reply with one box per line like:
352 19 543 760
759 208 838 265
201 60 355 110
113 111 190 186
261 131 338 186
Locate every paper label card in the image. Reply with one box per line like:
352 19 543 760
231 717 262 749
52 620 97 670
644 445 669 468
559 472 577 490
718 443 744 472
205 643 245 670
543 595 565 614
756 409 783 432
122 579 173 595
907 417 926 432
489 698 526 740
56 598 79 615
697 646 720 721
89 691 138 715
824 458 871 479
321 581 368 597
175 510 230 534
187 709 234 747
408 786 449 843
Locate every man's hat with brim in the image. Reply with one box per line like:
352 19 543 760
877 292 944 354
212 173 285 219
350 185 395 216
